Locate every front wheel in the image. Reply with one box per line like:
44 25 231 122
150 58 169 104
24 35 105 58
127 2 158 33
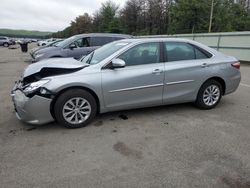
54 89 97 128
195 80 222 109
3 43 9 47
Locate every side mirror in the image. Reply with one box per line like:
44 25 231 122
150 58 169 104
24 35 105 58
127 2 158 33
111 58 126 69
69 43 77 49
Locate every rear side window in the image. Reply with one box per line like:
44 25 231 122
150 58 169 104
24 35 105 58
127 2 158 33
165 42 210 62
112 37 125 41
91 37 114 46
194 47 212 59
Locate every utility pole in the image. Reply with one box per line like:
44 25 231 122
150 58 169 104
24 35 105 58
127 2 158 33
208 0 214 33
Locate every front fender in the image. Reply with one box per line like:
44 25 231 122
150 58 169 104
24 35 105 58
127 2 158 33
44 72 105 111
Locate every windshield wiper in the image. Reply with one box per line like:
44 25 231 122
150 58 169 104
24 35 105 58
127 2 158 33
86 51 95 64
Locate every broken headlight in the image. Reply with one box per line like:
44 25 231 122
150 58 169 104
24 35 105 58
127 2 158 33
23 79 50 95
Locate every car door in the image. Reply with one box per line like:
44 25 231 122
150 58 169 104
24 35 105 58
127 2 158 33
163 41 213 104
101 42 164 111
65 37 95 59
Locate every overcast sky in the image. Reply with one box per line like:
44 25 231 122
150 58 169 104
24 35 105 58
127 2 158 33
0 0 126 32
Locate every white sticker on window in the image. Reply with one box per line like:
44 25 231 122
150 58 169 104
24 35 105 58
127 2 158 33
115 43 129 46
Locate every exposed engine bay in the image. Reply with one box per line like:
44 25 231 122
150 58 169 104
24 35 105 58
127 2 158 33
22 67 84 85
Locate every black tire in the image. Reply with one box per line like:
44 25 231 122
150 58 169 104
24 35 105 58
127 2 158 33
54 89 97 128
195 79 222 109
3 43 9 47
42 43 46 46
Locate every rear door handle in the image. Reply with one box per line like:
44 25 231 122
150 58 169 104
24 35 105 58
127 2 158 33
201 63 209 68
152 69 163 74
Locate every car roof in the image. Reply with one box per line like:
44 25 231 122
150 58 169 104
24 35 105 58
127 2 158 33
119 37 196 43
117 37 218 55
74 33 132 39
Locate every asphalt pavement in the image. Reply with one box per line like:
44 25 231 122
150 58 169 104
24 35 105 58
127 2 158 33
0 44 250 188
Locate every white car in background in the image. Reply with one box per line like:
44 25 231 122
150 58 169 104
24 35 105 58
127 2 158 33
0 36 12 47
37 38 57 46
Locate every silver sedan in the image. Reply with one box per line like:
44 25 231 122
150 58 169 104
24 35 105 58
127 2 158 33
11 38 241 128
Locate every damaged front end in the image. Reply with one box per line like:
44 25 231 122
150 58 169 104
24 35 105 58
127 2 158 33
20 67 84 98
11 59 88 124
11 79 55 125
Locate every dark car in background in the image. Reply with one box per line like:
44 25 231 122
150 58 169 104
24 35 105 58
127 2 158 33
31 33 131 62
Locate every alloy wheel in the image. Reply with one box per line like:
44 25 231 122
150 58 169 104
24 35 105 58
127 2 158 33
202 85 220 106
62 97 91 124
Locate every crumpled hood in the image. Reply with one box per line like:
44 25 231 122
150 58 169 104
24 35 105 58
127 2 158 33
23 58 88 78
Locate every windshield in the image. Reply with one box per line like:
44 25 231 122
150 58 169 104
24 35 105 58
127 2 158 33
52 40 64 47
81 41 130 65
55 36 77 48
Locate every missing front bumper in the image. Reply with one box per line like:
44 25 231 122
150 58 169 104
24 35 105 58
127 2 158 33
11 90 54 125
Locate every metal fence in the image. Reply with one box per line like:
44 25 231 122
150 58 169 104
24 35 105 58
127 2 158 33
140 31 250 61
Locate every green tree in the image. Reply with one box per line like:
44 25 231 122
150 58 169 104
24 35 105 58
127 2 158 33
213 0 250 31
92 1 122 33
71 13 92 34
120 0 146 34
51 0 250 37
170 0 210 34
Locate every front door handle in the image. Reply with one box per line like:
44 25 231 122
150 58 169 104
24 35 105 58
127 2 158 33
201 63 209 68
152 69 163 74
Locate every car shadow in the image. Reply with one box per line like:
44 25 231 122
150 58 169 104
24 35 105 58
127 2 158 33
18 99 232 132
18 102 194 131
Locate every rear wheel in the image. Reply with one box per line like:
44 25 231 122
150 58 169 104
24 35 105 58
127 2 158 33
54 89 97 128
195 80 222 109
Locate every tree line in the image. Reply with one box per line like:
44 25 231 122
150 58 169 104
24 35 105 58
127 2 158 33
51 0 250 38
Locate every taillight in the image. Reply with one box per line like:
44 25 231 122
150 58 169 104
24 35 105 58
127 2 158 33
231 61 240 69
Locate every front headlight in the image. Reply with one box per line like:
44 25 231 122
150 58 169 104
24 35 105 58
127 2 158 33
23 79 50 95
35 53 44 58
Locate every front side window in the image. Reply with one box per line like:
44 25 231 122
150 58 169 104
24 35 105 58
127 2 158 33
73 37 90 48
165 42 210 62
118 42 160 66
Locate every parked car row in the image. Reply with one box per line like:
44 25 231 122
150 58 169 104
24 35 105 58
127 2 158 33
0 36 40 47
37 38 59 46
30 39 64 56
11 33 241 129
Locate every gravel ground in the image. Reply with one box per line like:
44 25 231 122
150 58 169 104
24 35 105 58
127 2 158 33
0 44 250 188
